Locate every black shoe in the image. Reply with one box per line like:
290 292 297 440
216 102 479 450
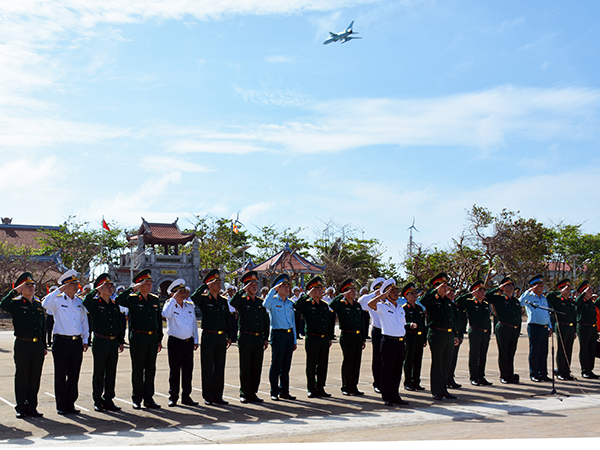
447 382 462 389
68 408 80 414
415 385 426 391
182 398 199 406
384 401 396 406
270 395 279 401
27 410 43 417
251 396 264 403
204 399 213 406
479 378 493 386
212 398 228 405
94 404 105 412
374 386 381 393
279 393 296 400
104 403 121 411
317 390 332 398
582 373 600 379
500 378 510 384
16 411 26 419
556 374 569 381
394 398 409 405
471 380 483 386
307 391 319 398
404 385 416 391
132 402 142 410
144 401 161 409
512 374 520 383
240 396 249 404
57 409 68 415
353 390 364 396
538 375 552 382
530 376 543 382
168 399 177 407
432 394 443 401
442 393 457 399
342 390 352 396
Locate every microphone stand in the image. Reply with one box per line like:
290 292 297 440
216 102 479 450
526 301 568 399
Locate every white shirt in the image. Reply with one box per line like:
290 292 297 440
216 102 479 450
162 298 199 343
322 295 334 311
358 292 381 328
42 289 90 343
374 300 406 337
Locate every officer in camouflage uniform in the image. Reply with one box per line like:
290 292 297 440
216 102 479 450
83 273 124 412
116 269 163 409
1 272 46 418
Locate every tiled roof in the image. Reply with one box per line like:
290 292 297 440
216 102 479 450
0 224 60 250
127 218 195 245
252 244 325 275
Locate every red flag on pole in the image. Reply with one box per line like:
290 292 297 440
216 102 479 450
102 219 110 231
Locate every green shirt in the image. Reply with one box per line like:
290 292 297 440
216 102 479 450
191 289 232 338
329 295 365 341
419 288 456 334
116 288 163 339
403 302 427 333
230 290 270 338
294 294 334 339
1 289 46 342
486 287 522 328
83 290 124 344
576 293 600 326
457 293 492 331
546 291 577 325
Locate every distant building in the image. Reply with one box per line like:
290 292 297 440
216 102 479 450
109 218 200 298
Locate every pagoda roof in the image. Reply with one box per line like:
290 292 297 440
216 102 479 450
0 220 61 250
127 218 195 245
231 257 258 276
252 244 325 275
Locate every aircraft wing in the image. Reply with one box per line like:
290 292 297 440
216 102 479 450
341 36 362 43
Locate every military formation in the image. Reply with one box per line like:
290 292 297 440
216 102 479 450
2 268 600 419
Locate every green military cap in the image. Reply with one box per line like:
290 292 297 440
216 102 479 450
15 272 35 289
133 268 152 283
94 273 113 289
339 278 355 293
203 269 220 285
556 278 571 290
306 276 324 290
577 280 590 294
430 272 448 287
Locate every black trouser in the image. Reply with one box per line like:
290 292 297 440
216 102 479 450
120 314 128 342
129 331 159 404
52 335 83 411
269 329 295 396
577 324 598 375
238 332 264 398
404 331 425 387
295 311 305 338
14 339 45 414
362 310 370 338
495 323 519 380
428 329 454 397
555 324 575 377
371 326 382 390
229 313 238 343
468 328 490 381
380 336 405 403
305 334 330 393
167 336 194 402
92 335 119 406
448 338 461 384
201 331 227 401
340 331 363 393
527 324 549 378
46 315 54 346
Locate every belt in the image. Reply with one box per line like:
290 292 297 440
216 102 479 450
170 336 194 342
241 331 262 336
382 335 404 341
341 330 362 334
307 333 328 338
203 330 226 335
95 334 118 340
406 330 423 335
529 323 548 328
132 329 157 335
430 327 453 332
273 328 293 333
55 334 82 340
579 322 597 327
470 326 490 333
16 336 43 343
499 322 518 329
558 322 574 327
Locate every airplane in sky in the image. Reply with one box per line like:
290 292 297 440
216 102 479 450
323 21 361 45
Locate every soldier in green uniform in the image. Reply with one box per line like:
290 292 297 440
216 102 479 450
1 272 46 418
419 272 458 401
115 269 163 409
546 278 577 381
447 285 466 389
575 280 600 379
330 278 366 396
191 269 232 405
486 276 522 383
402 282 427 391
456 280 493 386
230 270 270 403
83 273 124 412
294 276 334 398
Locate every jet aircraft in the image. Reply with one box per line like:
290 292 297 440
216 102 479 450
323 21 361 45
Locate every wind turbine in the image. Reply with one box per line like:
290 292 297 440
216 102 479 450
407 217 419 256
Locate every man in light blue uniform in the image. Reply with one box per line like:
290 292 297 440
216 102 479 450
519 274 553 382
263 274 297 400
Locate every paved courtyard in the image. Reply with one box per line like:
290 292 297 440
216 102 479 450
0 326 599 446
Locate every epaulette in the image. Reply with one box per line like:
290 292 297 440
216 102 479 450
184 300 194 306
149 292 159 299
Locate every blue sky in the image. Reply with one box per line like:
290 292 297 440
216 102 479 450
2 0 600 267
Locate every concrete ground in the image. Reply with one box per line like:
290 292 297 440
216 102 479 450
0 326 599 446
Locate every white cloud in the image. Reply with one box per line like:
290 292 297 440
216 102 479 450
233 85 311 107
142 156 213 173
168 139 272 154
240 202 278 222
